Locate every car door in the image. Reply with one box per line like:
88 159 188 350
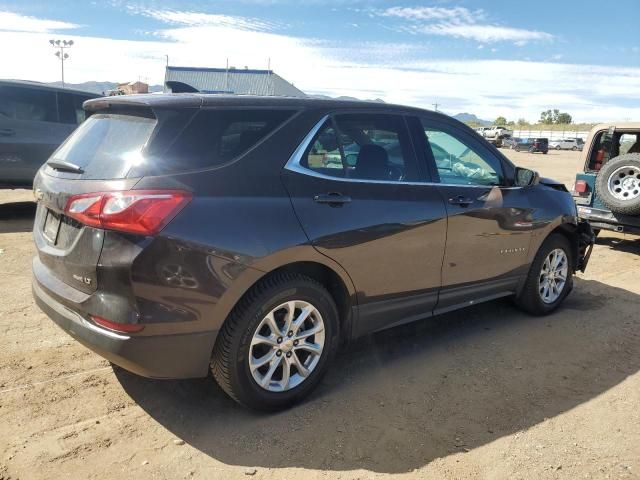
0 85 75 185
282 111 447 335
411 115 535 313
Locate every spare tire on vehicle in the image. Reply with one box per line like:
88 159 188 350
595 153 640 215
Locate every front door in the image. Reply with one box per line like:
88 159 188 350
414 116 535 313
282 112 447 335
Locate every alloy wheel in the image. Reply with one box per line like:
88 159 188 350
538 248 569 304
249 300 325 392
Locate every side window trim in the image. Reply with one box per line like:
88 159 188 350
420 117 509 187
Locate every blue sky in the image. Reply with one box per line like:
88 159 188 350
1 0 639 122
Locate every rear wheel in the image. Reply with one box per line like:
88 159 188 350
211 273 339 410
514 234 573 315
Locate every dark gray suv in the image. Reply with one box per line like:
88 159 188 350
0 80 97 188
32 94 594 410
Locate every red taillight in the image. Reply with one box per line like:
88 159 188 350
92 315 145 333
574 180 589 193
65 190 192 235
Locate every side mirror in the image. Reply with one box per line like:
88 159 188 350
515 167 540 187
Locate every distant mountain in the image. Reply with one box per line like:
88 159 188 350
452 113 491 126
308 94 385 103
46 81 164 95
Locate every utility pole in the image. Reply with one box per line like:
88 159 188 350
49 39 73 88
432 102 440 112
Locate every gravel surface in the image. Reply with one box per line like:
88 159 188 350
1 149 639 480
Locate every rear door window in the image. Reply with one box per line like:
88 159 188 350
0 85 57 123
301 113 420 182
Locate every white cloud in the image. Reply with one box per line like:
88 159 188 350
0 11 80 33
378 5 552 45
415 24 553 43
139 9 281 32
1 10 637 123
380 6 484 25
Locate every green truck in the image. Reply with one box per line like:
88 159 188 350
572 123 640 235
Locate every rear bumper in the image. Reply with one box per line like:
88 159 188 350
32 260 216 379
576 206 640 235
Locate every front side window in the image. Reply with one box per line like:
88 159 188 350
0 86 57 123
301 113 418 182
421 121 504 186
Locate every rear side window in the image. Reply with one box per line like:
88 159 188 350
0 85 57 123
46 108 295 179
163 109 294 171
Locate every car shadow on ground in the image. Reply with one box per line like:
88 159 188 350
115 277 640 473
0 201 36 233
595 232 640 254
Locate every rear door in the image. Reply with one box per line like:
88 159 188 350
283 112 447 335
412 116 534 312
0 85 74 185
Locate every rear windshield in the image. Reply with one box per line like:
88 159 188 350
47 108 295 179
50 113 157 179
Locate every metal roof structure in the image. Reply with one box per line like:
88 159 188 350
164 66 306 97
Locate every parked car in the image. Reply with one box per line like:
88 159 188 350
0 80 98 188
476 125 513 147
514 137 549 154
549 138 584 151
32 95 594 410
573 124 640 235
501 135 519 149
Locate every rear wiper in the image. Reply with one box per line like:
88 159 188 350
46 160 85 174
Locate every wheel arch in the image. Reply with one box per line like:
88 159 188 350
213 249 358 345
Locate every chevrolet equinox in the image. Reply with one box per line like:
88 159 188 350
32 95 594 410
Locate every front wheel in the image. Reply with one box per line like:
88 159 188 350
514 234 573 315
555 145 561 150
211 273 339 410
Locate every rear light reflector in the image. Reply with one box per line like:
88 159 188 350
574 180 589 194
65 190 192 235
92 315 145 333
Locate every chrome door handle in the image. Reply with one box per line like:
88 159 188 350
448 195 474 207
314 193 352 206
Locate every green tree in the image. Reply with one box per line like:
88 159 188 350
556 112 572 124
494 116 507 126
540 110 553 124
517 118 528 127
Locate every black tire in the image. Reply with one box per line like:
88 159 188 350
595 153 640 215
515 146 521 152
211 273 339 411
555 145 561 150
572 146 578 151
514 234 573 316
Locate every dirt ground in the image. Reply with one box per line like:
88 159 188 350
1 149 639 480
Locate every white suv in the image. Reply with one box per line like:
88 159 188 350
549 138 584 151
